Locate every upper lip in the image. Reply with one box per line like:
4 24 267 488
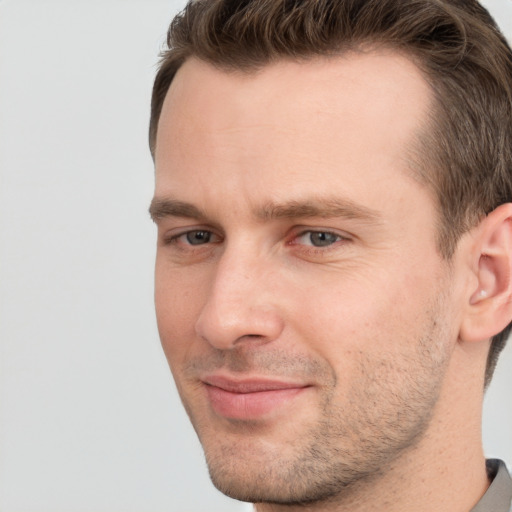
202 375 309 394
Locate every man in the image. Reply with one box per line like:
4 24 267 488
148 0 512 510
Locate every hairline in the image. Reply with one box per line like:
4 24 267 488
151 47 454 257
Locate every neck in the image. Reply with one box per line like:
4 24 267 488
254 361 489 512
255 454 489 512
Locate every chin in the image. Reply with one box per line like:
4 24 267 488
198 424 392 506
204 444 372 506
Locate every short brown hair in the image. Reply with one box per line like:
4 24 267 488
149 0 512 387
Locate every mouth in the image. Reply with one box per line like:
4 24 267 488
201 375 311 420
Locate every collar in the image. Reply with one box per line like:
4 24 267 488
470 460 512 512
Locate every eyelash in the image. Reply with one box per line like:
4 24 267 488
163 229 222 247
163 228 349 252
289 230 348 249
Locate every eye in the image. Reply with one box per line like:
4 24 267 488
294 230 344 247
183 230 213 245
163 229 220 247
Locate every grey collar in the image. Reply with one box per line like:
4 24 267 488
470 460 512 512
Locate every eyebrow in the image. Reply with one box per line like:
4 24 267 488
255 198 380 223
149 198 208 222
149 196 381 224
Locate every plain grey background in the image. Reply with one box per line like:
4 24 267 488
0 1 510 511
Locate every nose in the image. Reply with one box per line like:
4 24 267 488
194 247 284 350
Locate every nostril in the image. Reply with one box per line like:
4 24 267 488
195 306 285 350
233 333 267 345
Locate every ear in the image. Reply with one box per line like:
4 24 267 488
459 203 512 343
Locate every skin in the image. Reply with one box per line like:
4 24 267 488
151 52 500 511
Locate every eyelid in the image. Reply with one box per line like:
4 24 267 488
160 225 352 251
161 226 222 246
288 227 351 244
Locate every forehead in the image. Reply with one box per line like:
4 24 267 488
154 51 433 216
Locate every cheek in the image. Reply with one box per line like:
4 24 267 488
291 264 440 371
154 265 204 368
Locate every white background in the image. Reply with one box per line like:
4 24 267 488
0 1 510 511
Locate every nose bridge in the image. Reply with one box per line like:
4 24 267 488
195 241 283 349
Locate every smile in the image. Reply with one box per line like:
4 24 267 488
202 376 310 420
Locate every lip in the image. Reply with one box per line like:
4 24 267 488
202 375 310 420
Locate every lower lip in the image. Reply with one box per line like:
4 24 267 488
205 385 306 420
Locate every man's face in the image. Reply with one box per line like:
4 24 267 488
152 52 463 505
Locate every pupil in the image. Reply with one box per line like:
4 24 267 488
187 231 210 245
311 232 336 247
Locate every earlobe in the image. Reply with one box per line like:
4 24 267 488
460 203 512 343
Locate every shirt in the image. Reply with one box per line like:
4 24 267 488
470 460 512 512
